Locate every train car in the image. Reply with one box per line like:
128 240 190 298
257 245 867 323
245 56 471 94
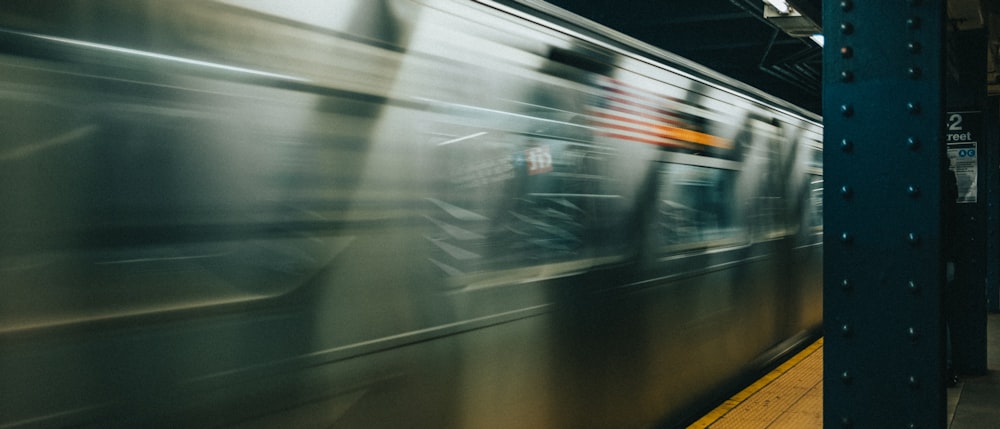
0 0 823 427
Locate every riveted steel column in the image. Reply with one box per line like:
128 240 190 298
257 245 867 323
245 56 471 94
823 0 946 427
987 97 1000 313
946 28 989 375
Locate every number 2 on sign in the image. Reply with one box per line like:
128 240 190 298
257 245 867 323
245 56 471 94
525 146 553 175
948 113 963 131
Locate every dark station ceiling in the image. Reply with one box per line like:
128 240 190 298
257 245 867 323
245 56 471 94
543 0 825 114
541 0 1000 116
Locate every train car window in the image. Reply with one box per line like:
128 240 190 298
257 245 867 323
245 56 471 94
653 163 741 250
809 144 822 171
803 143 823 238
809 177 824 231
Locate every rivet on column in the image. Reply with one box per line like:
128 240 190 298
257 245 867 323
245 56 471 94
841 323 853 337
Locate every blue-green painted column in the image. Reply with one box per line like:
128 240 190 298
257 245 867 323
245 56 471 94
823 0 946 427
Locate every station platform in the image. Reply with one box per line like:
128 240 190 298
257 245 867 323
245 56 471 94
687 314 1000 428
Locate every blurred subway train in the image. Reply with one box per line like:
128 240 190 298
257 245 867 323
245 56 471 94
0 1 823 428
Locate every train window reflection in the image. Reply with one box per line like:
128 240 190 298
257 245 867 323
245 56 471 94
809 144 822 170
809 177 823 230
654 163 740 250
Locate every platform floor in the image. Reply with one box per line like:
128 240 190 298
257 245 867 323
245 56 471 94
687 313 1000 429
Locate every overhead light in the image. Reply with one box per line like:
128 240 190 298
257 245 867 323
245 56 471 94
809 34 824 47
763 1 822 38
764 0 790 15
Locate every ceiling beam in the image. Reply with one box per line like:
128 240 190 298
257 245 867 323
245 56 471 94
630 12 754 28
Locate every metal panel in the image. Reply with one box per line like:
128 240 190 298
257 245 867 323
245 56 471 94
987 98 1000 313
946 29 990 374
823 1 947 427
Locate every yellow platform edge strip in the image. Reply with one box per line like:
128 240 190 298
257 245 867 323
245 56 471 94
686 337 824 429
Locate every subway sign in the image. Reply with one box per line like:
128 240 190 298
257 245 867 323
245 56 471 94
946 111 980 204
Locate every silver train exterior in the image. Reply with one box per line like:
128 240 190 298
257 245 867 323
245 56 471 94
0 1 823 428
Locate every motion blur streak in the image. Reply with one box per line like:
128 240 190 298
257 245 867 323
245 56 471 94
0 0 822 428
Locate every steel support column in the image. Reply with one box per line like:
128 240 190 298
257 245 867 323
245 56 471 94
823 1 947 427
987 97 1000 313
946 28 989 375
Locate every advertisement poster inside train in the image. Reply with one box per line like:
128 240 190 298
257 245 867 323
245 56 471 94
946 111 980 204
